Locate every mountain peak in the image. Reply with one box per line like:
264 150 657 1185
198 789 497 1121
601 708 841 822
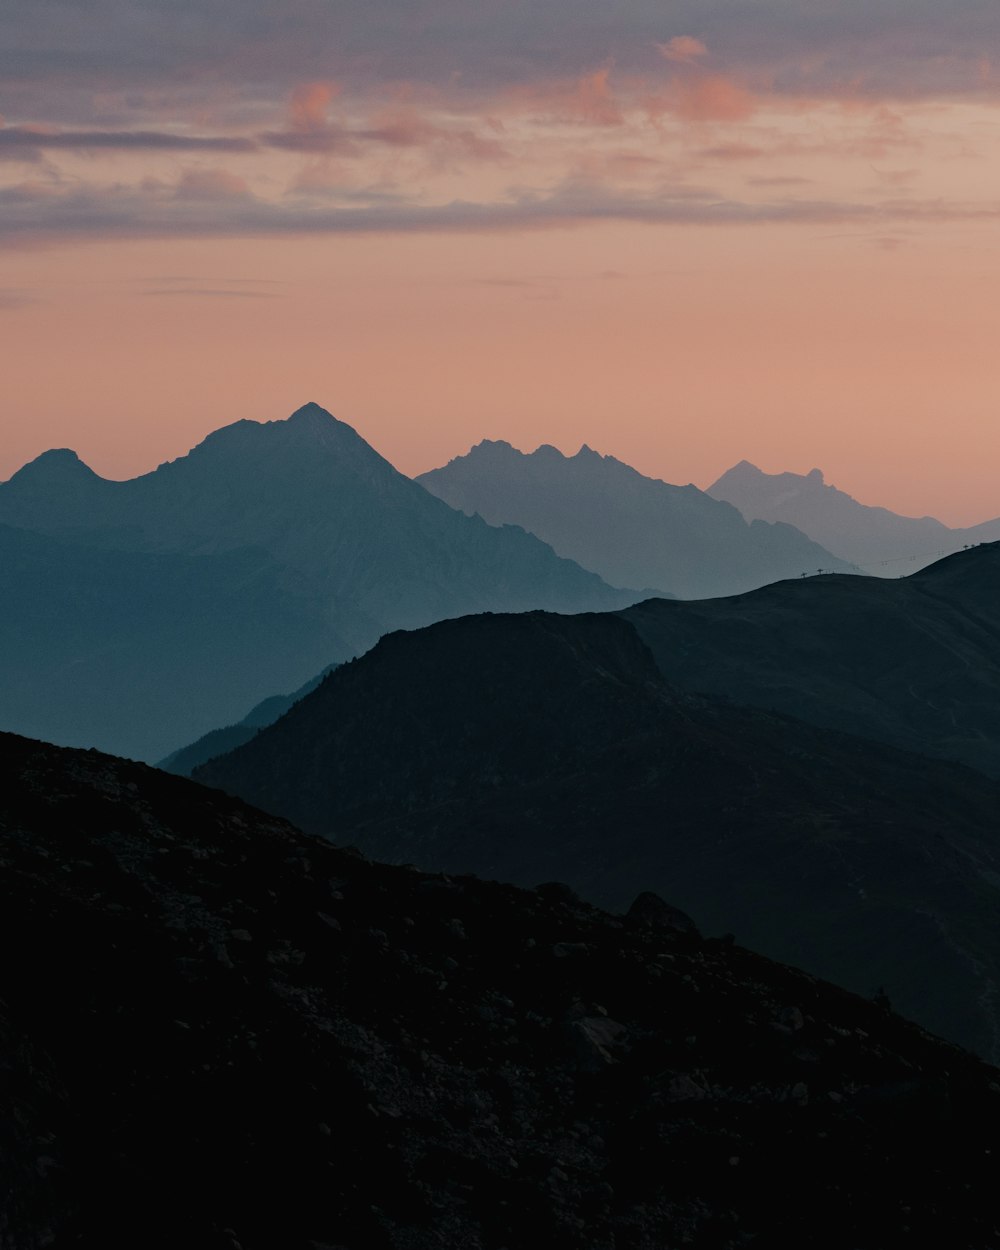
575 444 602 461
533 443 566 460
7 447 99 487
286 401 336 425
806 467 825 483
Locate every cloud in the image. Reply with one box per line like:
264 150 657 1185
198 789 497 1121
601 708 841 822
508 67 627 127
698 143 764 161
5 0 1000 123
658 36 709 65
0 124 255 154
6 172 981 249
289 82 340 131
174 169 251 200
361 108 509 158
664 75 756 122
141 287 279 297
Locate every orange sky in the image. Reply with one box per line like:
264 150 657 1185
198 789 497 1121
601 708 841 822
3 9 1000 525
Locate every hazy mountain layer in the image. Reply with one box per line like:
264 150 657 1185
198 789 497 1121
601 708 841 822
623 543 1000 779
0 522 344 761
0 404 633 759
709 460 1000 571
198 607 1000 1059
418 439 854 599
158 664 339 777
5 730 1000 1248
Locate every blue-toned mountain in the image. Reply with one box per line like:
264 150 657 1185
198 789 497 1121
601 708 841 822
418 439 855 599
0 404 636 759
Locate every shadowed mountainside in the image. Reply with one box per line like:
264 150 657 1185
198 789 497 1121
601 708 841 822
4 730 1000 1248
198 608 1000 1059
158 664 339 777
622 543 1000 780
0 404 636 760
709 460 1000 572
418 439 854 599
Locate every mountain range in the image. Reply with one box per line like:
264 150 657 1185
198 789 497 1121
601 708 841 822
418 439 855 599
710 460 1000 572
198 548 1000 1060
0 404 635 760
5 729 1000 1248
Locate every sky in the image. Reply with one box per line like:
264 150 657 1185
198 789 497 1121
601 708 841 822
3 1 1000 525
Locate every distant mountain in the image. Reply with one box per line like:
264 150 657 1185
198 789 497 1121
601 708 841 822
622 543 1000 780
158 663 339 776
198 607 1000 1060
0 521 342 763
418 440 855 599
0 404 636 760
6 729 1000 1248
709 460 1000 571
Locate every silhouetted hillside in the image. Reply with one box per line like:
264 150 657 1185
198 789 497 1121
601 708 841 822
198 609 1000 1059
0 405 634 759
709 460 1000 571
158 664 339 776
623 543 1000 779
418 439 854 598
4 730 1000 1248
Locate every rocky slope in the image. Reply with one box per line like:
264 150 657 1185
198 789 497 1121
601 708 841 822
418 439 854 599
197 608 1000 1059
3 730 1000 1248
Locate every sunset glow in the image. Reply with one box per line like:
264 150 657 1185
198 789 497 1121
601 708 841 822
3 2 1000 524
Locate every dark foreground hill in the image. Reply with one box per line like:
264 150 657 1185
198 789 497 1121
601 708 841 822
622 543 1000 779
4 731 1000 1249
0 404 632 760
418 439 854 599
198 610 1000 1060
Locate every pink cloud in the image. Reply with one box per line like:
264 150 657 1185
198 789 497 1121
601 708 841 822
289 82 341 132
647 74 756 122
573 68 625 126
658 36 709 65
363 107 508 159
510 67 625 127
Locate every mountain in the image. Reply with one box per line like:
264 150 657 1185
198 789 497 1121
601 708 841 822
158 664 340 777
708 460 1000 571
198 607 1000 1060
0 521 342 763
5 729 1000 1248
621 543 1000 780
417 439 855 599
0 404 637 760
